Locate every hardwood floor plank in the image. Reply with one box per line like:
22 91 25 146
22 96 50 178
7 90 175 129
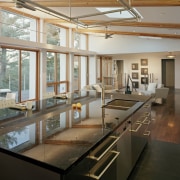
128 89 180 180
150 88 180 144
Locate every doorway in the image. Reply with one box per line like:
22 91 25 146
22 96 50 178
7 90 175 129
116 60 124 89
161 59 175 88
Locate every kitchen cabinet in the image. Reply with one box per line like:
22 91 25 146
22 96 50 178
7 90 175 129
131 99 151 167
0 94 151 180
66 135 120 180
66 98 151 180
116 117 132 180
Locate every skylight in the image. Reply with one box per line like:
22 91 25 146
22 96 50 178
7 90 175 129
96 8 142 19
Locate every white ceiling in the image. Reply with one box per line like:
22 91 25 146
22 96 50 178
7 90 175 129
1 0 180 39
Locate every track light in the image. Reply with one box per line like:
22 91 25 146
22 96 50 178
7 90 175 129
15 0 36 11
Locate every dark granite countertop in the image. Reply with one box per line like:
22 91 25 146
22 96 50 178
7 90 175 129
0 92 151 174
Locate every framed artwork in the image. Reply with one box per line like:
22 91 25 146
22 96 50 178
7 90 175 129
141 77 148 84
141 59 148 66
131 63 138 70
141 68 148 75
132 81 139 88
132 72 139 79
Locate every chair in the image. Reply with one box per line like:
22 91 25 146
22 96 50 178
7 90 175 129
6 93 16 100
139 83 157 96
43 92 55 99
153 87 169 104
5 93 16 107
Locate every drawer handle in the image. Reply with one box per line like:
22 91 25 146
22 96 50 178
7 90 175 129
130 123 142 132
88 151 120 180
142 117 151 125
144 104 150 108
143 112 150 117
143 130 151 136
88 136 120 161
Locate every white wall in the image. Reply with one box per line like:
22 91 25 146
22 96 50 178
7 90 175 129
112 53 163 90
113 53 180 89
89 35 180 54
89 35 180 89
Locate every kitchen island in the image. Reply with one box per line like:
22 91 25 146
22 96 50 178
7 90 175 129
0 91 151 180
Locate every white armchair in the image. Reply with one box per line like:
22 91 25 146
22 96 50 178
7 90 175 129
6 92 16 100
152 87 169 104
140 83 157 96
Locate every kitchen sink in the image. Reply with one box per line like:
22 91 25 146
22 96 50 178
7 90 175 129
104 99 138 110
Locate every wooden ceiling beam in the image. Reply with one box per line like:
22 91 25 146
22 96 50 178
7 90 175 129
28 0 180 7
45 19 180 29
1 0 180 8
76 28 180 39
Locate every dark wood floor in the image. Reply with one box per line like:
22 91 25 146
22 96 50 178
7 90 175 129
150 88 180 144
128 88 180 180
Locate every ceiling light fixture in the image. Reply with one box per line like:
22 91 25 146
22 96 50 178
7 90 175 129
166 52 176 59
139 36 162 40
14 0 142 28
15 0 36 11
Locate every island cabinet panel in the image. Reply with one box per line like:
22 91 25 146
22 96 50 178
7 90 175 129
65 135 120 180
0 94 151 180
116 117 132 180
0 151 61 180
131 99 151 167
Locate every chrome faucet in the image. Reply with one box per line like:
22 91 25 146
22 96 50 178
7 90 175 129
101 85 105 106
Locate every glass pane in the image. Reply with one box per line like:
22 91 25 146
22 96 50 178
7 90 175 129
57 53 66 82
47 52 55 83
57 54 60 82
74 32 80 49
46 85 55 93
80 34 87 50
21 51 36 101
73 56 79 91
60 28 67 47
74 33 87 50
1 10 36 41
46 24 60 46
58 83 67 93
0 48 19 101
81 56 87 89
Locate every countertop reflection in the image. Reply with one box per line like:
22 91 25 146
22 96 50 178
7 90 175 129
0 92 149 173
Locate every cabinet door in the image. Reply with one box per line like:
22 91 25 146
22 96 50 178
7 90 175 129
65 136 120 180
65 157 91 180
116 118 132 180
131 100 151 167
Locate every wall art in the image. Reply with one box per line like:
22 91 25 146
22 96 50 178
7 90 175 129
141 59 148 66
131 63 138 70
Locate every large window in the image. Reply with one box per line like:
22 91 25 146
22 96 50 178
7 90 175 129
46 23 66 47
0 9 37 41
46 52 68 94
73 55 88 91
73 32 87 50
0 47 38 102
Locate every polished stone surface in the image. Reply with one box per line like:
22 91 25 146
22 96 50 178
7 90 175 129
0 95 145 172
128 89 180 180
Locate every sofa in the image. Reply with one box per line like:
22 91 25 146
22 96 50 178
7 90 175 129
152 87 169 104
82 83 117 94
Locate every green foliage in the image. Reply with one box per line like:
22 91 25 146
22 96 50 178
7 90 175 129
46 23 61 46
1 10 32 40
